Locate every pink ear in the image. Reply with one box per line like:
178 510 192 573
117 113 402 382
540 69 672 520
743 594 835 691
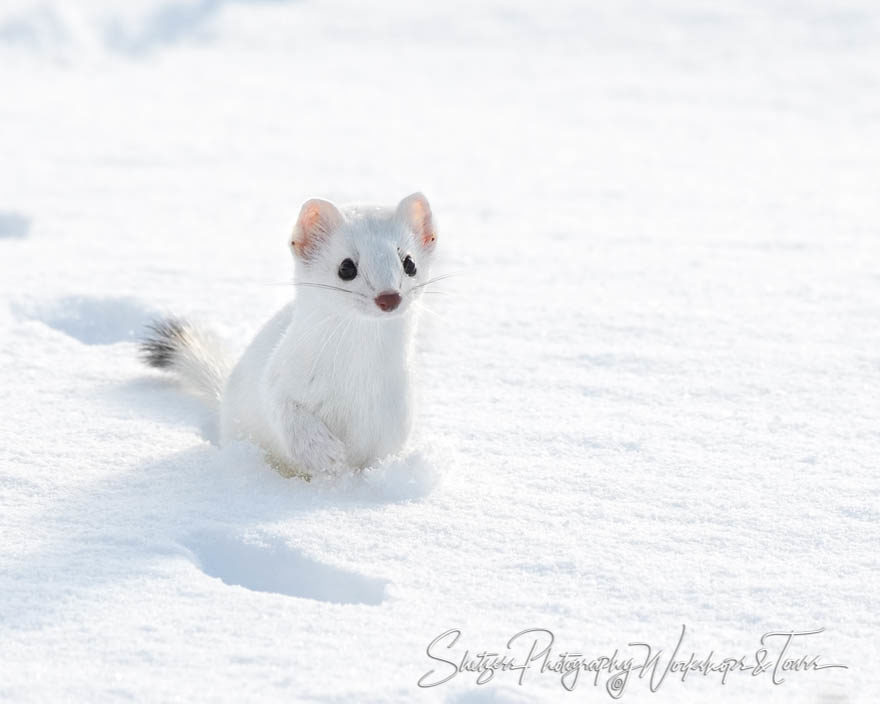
290 198 343 260
396 192 437 251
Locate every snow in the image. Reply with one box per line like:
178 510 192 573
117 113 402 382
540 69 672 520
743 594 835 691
1 0 878 702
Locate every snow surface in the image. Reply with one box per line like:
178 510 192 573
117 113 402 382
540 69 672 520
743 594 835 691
1 1 879 702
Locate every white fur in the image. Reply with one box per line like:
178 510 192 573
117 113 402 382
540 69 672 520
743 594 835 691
166 323 231 405
216 194 436 477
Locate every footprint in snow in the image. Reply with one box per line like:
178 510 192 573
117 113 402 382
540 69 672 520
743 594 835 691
0 211 31 239
14 295 159 345
181 531 389 605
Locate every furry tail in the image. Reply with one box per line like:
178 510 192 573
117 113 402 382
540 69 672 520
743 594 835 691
140 318 232 407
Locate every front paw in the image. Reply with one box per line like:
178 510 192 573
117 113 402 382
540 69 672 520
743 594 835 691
276 401 355 478
317 440 353 476
300 435 353 477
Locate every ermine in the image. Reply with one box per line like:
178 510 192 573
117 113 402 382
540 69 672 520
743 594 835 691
141 193 438 478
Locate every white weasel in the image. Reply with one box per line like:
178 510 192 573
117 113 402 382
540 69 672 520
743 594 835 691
141 192 438 477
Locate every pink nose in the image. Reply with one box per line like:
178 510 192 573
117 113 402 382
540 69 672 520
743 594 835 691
375 291 402 312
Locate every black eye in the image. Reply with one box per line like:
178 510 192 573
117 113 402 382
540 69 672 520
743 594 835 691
402 255 417 277
338 258 357 281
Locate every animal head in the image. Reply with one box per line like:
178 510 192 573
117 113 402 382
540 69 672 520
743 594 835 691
289 192 438 318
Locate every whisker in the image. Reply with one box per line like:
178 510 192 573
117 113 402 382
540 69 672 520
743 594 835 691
306 315 349 382
331 315 356 379
267 281 371 301
292 282 359 294
411 272 460 291
413 299 452 323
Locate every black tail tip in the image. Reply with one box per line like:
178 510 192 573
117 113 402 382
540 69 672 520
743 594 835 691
140 318 187 369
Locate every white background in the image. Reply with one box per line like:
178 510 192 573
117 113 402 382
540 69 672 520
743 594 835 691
0 1 877 701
